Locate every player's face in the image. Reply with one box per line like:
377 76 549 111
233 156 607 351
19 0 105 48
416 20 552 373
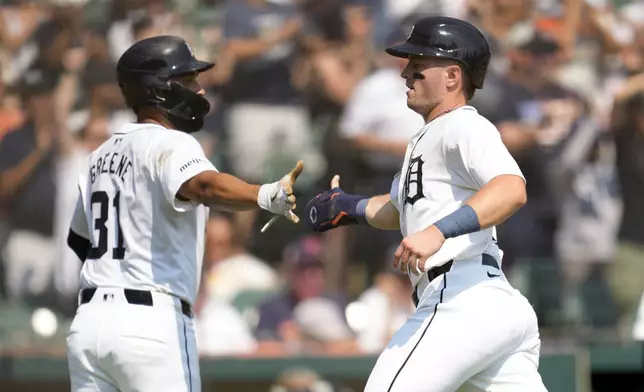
401 57 447 115
172 71 206 96
400 57 461 116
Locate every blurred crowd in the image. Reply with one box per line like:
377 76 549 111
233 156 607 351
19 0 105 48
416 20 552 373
2 0 644 373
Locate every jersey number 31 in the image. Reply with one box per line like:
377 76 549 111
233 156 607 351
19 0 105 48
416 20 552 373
88 191 126 260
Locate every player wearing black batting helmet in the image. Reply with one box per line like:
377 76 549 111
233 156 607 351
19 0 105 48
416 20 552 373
303 16 547 392
66 35 305 392
117 35 214 134
385 16 491 94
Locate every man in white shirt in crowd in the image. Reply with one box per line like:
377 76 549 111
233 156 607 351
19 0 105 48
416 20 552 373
199 211 279 304
338 26 426 277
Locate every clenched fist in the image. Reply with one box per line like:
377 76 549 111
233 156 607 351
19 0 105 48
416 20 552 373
394 226 446 274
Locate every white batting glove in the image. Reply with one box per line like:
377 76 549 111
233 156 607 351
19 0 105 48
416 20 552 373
257 161 304 223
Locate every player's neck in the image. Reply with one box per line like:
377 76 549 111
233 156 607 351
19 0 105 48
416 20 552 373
425 95 468 123
137 108 174 129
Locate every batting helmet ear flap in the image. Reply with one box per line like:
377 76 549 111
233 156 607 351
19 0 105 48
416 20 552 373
118 69 171 107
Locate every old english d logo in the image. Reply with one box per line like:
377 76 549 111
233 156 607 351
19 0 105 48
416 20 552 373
404 156 424 205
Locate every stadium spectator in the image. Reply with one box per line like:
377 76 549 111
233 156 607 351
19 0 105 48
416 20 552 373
470 24 582 326
53 116 112 316
196 297 258 356
255 236 351 354
81 28 133 134
352 247 413 354
292 0 376 292
554 126 622 330
336 26 422 280
0 0 48 86
609 91 644 341
0 83 58 305
199 212 279 305
0 69 24 142
219 0 321 244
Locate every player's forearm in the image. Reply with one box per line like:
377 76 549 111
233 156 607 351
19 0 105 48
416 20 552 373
465 174 527 229
365 194 400 230
182 171 261 211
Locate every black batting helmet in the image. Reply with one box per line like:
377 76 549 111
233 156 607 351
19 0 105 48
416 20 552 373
386 17 491 89
117 35 215 133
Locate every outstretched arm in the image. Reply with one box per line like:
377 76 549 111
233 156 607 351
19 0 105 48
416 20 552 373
365 193 400 230
179 162 303 223
304 175 399 232
179 171 262 211
157 132 303 223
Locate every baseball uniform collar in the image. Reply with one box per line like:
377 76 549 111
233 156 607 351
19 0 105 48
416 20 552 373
114 122 166 135
425 105 476 125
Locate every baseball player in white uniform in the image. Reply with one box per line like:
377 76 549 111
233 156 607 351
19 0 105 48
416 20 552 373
65 36 304 392
304 17 548 392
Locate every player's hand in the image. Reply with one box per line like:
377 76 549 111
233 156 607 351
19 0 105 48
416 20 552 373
394 226 446 274
258 161 304 223
304 175 364 232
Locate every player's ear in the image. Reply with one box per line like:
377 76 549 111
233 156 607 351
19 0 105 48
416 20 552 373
445 64 461 90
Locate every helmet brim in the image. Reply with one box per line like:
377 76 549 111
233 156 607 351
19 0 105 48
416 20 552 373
385 43 457 60
385 43 485 89
170 59 215 77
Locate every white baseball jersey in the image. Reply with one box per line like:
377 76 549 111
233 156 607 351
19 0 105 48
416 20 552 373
389 105 525 288
367 106 546 392
68 123 217 305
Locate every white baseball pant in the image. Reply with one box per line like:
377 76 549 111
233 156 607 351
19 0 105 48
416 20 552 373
364 256 549 392
67 287 200 392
